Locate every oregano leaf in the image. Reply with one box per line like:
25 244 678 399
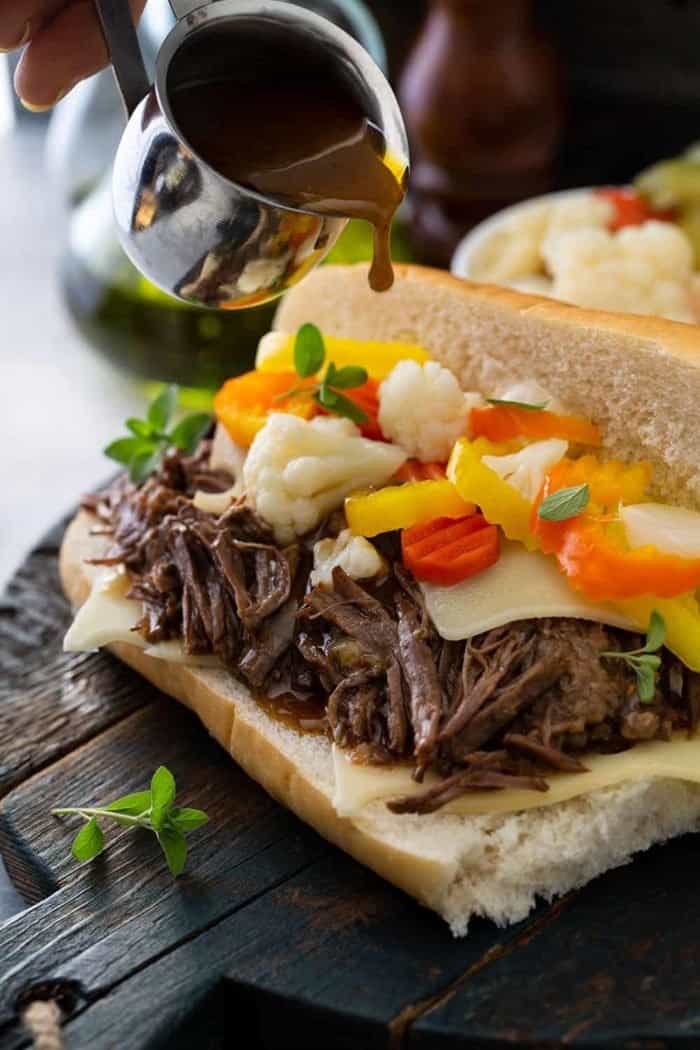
329 365 368 389
294 324 325 378
644 609 666 653
150 766 176 829
169 413 212 454
148 385 178 432
72 818 104 862
105 791 153 816
537 484 590 522
168 807 210 833
157 826 188 876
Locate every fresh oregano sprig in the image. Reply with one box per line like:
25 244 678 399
276 323 369 424
105 385 212 484
601 610 666 703
52 766 209 876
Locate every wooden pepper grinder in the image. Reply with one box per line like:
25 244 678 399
399 0 564 267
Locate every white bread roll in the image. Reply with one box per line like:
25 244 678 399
277 264 700 510
60 265 700 935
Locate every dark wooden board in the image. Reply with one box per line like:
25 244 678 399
1 524 700 1049
0 519 152 802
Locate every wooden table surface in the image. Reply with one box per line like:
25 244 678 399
2 518 700 1049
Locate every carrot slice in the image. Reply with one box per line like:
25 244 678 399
401 512 500 586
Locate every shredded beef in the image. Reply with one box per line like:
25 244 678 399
395 592 442 778
300 566 397 662
83 448 700 814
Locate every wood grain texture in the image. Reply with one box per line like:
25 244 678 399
0 696 542 1049
410 833 700 1048
0 519 152 801
0 701 329 1044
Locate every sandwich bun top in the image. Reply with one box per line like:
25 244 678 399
276 264 700 511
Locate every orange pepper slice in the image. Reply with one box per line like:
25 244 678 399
556 519 700 601
470 405 601 447
531 456 700 600
402 514 499 586
214 370 317 447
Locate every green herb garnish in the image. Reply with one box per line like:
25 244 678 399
105 385 212 484
294 322 326 377
537 483 590 522
601 610 666 703
278 324 369 423
52 766 209 876
486 397 549 411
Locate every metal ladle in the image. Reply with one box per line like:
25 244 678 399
93 0 409 310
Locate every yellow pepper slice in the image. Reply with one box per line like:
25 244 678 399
447 437 538 550
256 331 431 379
345 480 474 537
615 593 700 672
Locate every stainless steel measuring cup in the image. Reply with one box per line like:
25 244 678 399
94 0 409 310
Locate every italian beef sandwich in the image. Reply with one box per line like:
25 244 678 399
61 263 700 935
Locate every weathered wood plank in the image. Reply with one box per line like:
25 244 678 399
53 853 542 1050
410 833 700 1048
0 686 551 1050
0 700 328 1046
0 518 152 801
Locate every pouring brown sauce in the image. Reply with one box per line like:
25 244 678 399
170 50 404 292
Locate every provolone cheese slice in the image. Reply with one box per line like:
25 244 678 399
421 541 635 641
64 569 218 667
332 736 700 818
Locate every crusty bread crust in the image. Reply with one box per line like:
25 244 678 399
277 264 700 509
59 267 700 934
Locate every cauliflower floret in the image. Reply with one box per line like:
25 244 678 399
544 221 695 322
540 193 613 260
310 529 386 588
482 439 568 503
469 193 612 286
242 414 406 543
470 203 549 284
378 360 477 462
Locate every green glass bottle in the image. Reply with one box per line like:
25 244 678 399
61 175 415 392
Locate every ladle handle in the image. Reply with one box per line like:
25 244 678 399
93 0 150 118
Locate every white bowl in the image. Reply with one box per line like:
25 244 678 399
450 187 592 281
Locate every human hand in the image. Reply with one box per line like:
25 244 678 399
1 0 147 111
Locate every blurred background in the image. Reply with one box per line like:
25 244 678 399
2 0 700 913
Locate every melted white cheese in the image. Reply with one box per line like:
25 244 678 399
420 541 635 641
192 485 239 515
332 736 700 818
63 569 218 666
